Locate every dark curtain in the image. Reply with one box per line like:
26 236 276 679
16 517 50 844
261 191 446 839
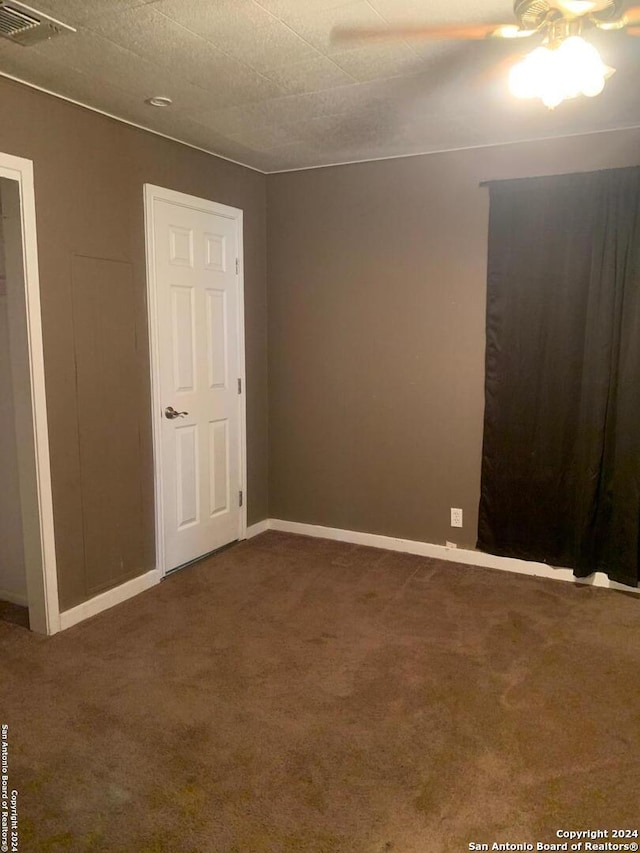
477 166 640 587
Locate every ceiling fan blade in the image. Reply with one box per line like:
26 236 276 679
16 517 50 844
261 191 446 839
330 22 521 45
624 4 640 23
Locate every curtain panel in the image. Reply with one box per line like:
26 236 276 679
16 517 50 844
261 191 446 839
477 166 640 587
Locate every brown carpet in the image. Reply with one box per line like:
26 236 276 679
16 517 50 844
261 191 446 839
1 530 639 853
0 598 29 629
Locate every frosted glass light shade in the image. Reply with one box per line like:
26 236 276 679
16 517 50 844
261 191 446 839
508 37 614 108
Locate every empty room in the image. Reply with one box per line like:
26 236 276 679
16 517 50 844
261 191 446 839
0 0 639 850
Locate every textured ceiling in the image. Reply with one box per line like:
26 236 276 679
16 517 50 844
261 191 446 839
0 0 639 172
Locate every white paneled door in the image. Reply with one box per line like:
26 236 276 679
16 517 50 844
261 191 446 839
146 187 245 575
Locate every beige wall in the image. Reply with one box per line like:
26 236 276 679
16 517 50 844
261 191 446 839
0 76 268 611
267 128 640 549
0 251 27 604
3 70 639 613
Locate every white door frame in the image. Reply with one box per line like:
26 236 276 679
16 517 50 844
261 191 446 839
143 184 247 577
0 152 60 635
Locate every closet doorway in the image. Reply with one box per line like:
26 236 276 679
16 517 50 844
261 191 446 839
0 153 59 634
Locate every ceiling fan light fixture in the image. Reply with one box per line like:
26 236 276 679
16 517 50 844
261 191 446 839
556 0 601 16
508 35 613 107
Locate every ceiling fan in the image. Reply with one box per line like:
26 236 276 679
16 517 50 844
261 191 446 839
332 1 640 108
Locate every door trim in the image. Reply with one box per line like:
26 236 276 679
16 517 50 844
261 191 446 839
143 184 247 577
0 152 60 634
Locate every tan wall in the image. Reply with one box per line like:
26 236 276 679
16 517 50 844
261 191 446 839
0 76 268 611
0 290 27 604
267 128 640 549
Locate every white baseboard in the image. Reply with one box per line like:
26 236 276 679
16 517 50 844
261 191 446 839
54 517 637 633
267 519 640 594
57 519 270 632
246 519 270 538
59 569 162 631
0 588 28 607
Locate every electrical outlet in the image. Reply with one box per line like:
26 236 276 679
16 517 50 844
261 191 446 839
445 541 458 549
450 508 463 528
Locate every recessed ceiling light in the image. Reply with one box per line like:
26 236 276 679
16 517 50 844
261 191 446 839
146 96 172 108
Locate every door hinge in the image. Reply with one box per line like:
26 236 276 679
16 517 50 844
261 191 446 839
237 377 242 395
239 490 243 508
235 258 239 274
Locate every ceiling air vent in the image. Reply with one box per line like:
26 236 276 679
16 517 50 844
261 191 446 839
0 1 75 46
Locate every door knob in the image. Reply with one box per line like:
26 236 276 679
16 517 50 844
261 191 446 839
164 406 189 419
